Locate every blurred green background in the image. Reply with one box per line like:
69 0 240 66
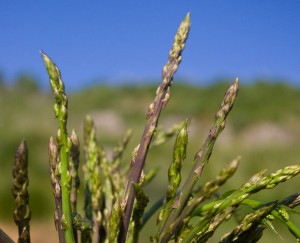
1 75 300 242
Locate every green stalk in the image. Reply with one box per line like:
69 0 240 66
119 13 191 243
130 184 149 243
156 120 188 235
108 200 122 242
166 120 188 201
82 115 103 242
69 130 80 243
12 140 31 243
269 207 300 239
72 213 93 232
70 130 80 213
41 52 74 243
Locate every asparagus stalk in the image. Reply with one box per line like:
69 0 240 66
81 116 96 243
130 184 149 243
119 13 191 242
12 140 31 243
69 130 80 242
69 130 80 213
108 200 122 242
82 115 103 243
48 137 65 243
156 120 188 233
41 52 74 243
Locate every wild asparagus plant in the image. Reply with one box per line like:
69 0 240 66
41 52 75 242
156 120 189 231
12 140 31 243
119 13 191 242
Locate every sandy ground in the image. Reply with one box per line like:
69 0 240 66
0 220 57 243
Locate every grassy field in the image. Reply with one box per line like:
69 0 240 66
1 80 300 242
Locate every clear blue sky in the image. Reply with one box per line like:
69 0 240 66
1 1 300 90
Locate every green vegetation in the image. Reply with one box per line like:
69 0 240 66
0 13 300 243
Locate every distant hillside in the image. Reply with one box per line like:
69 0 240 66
70 81 300 129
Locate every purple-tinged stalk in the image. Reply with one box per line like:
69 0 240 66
119 13 191 242
12 140 31 243
41 52 74 243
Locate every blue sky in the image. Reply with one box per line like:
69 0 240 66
1 1 300 90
